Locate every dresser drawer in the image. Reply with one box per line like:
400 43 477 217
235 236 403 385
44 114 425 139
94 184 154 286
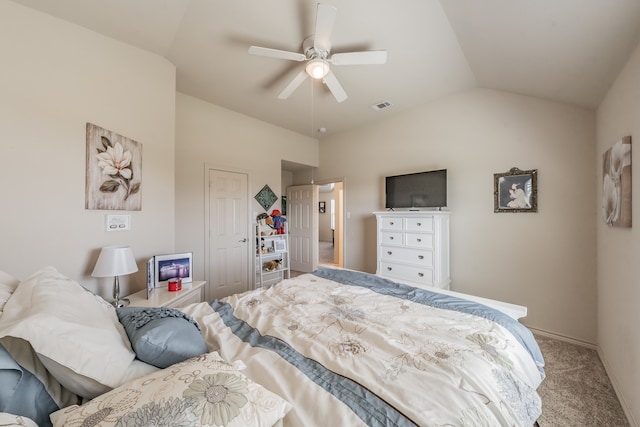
379 216 403 230
380 245 433 267
404 232 433 249
379 261 434 286
405 217 434 232
380 231 403 245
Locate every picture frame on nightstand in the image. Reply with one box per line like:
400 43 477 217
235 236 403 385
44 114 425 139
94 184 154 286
154 252 193 287
146 257 155 299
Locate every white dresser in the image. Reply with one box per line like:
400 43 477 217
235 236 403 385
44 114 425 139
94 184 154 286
374 211 450 290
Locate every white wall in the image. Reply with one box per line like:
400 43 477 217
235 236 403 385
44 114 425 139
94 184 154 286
174 93 318 289
0 2 176 299
318 88 597 343
596 41 640 426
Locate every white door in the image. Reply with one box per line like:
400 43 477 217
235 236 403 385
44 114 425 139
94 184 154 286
287 184 318 273
206 168 250 301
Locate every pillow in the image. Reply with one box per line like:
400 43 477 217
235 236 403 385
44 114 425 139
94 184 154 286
0 267 135 400
0 412 39 427
116 306 208 368
50 351 292 427
0 345 58 427
0 270 20 313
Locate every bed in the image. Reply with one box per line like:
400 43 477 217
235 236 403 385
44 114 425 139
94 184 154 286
0 266 544 426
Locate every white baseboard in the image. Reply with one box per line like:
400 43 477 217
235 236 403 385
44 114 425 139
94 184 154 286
597 345 638 427
529 327 596 349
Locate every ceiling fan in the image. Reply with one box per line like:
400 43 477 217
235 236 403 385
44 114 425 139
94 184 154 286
248 3 387 103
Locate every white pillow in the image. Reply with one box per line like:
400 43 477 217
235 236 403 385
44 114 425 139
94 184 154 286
0 412 39 427
0 270 20 313
51 351 292 427
0 267 136 400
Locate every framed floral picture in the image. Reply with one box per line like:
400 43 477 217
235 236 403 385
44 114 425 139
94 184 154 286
85 123 142 210
602 136 632 227
494 167 538 213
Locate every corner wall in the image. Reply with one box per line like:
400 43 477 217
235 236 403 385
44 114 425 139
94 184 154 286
0 2 176 298
318 88 597 343
596 41 640 426
174 93 318 289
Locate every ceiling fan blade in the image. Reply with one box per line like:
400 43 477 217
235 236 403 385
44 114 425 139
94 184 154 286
323 70 347 103
314 3 337 53
278 70 309 99
330 50 387 65
249 46 306 62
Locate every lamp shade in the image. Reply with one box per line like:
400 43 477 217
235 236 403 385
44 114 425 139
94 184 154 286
305 59 329 79
92 246 138 278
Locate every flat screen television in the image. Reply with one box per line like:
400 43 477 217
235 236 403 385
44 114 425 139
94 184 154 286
385 169 447 209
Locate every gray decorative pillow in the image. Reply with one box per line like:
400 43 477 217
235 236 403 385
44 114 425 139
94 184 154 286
116 307 208 368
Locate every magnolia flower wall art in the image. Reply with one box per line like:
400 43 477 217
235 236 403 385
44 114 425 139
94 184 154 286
602 136 631 227
85 123 142 210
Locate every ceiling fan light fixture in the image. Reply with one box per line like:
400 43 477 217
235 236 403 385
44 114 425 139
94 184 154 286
306 59 330 79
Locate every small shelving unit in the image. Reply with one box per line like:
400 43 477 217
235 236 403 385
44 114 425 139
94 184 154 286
255 223 290 288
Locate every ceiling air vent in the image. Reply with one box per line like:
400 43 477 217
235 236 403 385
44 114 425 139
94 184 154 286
371 101 393 111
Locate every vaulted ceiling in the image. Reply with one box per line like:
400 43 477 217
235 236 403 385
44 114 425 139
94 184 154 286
10 0 640 138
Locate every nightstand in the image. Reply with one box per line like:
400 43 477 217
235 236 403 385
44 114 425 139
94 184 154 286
126 281 206 309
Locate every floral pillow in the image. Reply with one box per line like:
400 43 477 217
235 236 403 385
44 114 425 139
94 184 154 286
0 412 39 427
50 351 292 427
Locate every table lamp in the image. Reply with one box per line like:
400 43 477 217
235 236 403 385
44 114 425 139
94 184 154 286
92 245 138 307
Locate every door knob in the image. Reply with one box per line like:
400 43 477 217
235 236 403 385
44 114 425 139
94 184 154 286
239 238 247 242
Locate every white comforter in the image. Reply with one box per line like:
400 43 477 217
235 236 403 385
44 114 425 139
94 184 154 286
182 269 544 426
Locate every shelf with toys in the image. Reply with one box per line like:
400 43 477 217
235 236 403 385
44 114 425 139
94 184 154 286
255 209 290 289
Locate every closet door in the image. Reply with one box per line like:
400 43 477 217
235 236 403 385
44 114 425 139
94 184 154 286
206 168 250 300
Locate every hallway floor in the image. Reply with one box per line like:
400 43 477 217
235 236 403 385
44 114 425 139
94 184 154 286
319 240 336 266
291 240 336 278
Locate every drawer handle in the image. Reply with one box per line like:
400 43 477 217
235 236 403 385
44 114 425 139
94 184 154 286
418 273 424 277
387 251 393 255
418 255 424 259
416 238 422 242
389 236 394 240
387 267 393 271
417 222 422 226
389 221 394 225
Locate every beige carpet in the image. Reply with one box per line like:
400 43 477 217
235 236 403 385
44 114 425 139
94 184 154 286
535 334 629 426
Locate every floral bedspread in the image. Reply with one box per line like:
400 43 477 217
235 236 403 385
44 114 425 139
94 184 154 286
182 268 544 427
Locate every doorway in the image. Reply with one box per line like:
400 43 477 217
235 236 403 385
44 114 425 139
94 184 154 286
281 161 344 273
317 181 343 268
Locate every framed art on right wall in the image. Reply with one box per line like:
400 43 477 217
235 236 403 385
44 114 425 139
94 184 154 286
494 167 538 213
602 135 632 227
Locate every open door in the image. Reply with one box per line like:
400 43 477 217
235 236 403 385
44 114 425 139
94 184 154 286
287 184 318 273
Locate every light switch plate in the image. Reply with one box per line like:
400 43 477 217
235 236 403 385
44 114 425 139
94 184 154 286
106 215 130 232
